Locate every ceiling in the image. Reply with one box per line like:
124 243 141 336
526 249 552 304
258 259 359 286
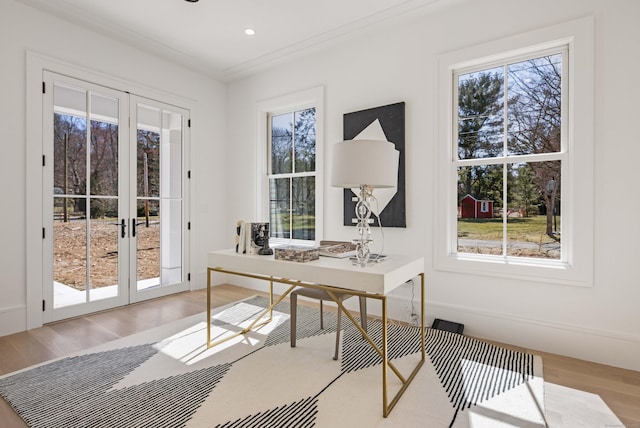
18 0 448 82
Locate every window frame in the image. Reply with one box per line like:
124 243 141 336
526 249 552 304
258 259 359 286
453 46 567 259
256 86 324 247
436 18 594 286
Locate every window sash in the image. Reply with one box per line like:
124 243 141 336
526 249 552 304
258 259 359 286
453 46 568 162
451 47 567 262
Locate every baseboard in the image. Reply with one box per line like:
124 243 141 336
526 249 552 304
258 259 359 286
427 299 640 372
0 305 27 337
428 299 640 343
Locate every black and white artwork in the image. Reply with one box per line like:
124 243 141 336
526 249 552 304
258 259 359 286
342 101 406 227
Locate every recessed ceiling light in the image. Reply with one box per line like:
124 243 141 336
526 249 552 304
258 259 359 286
245 28 256 36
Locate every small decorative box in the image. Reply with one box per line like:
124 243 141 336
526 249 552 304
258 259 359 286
274 245 319 263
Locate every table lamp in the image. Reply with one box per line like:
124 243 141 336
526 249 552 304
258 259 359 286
331 139 399 266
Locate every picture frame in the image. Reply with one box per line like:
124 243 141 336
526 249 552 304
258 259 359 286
342 101 406 228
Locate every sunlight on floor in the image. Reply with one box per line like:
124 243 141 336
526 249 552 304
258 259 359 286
153 304 290 366
460 359 546 427
53 278 159 308
543 382 624 428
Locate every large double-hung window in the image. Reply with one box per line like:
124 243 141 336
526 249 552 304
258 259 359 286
436 18 594 286
455 49 565 259
258 86 324 246
268 108 317 241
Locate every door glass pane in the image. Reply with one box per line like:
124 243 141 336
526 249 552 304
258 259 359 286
136 105 183 291
137 104 160 198
54 83 86 117
53 82 121 309
89 198 119 301
162 110 183 199
53 83 89 309
53 197 87 308
269 177 290 239
54 85 86 197
136 104 161 291
161 198 182 285
136 199 160 290
160 109 182 286
90 93 119 196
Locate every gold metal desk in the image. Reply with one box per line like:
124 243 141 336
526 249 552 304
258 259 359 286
207 249 425 418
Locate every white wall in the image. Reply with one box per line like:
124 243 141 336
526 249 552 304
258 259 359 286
224 0 640 371
0 1 227 334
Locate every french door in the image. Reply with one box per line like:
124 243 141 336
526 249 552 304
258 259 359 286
42 72 189 322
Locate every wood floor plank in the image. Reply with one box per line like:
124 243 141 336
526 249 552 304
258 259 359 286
0 333 57 374
0 285 638 427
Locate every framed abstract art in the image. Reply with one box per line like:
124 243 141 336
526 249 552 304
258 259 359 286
342 101 406 228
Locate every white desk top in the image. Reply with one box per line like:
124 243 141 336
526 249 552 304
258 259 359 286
208 248 424 295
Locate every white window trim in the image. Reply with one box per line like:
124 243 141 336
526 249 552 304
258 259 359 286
435 17 594 287
256 86 325 246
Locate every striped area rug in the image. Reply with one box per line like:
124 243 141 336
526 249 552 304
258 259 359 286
0 296 545 427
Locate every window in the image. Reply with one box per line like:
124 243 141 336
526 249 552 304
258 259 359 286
436 18 594 286
268 108 317 241
455 50 565 260
257 87 324 246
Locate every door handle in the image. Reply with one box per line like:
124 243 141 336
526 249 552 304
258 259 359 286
131 218 137 237
120 218 126 238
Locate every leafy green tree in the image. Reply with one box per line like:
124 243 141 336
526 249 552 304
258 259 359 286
294 108 316 173
511 164 541 217
457 72 503 203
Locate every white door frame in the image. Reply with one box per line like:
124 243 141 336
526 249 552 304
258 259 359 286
26 52 194 329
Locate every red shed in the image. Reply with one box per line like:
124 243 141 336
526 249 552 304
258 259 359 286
460 194 493 219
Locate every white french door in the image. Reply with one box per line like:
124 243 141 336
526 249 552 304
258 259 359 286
128 96 189 304
42 72 189 322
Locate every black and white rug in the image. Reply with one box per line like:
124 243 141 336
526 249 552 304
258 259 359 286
0 296 546 427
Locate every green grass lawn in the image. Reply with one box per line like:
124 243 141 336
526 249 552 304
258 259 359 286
457 215 559 244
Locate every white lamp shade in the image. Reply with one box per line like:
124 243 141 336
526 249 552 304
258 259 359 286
331 139 399 188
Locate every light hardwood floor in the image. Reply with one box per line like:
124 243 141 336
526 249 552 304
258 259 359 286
1 284 638 427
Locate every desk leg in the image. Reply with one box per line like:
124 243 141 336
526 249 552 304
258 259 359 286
382 296 389 417
207 267 212 347
328 285 424 418
382 274 426 417
269 278 274 320
420 273 425 360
